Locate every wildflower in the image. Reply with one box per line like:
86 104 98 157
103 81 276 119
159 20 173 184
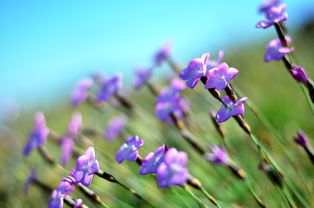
294 131 308 148
116 136 144 163
74 199 83 208
205 63 239 90
216 96 248 123
256 4 288 29
291 66 308 83
104 115 127 141
67 112 82 137
71 78 94 107
60 137 75 166
96 74 123 103
258 0 283 13
154 42 171 66
205 145 229 165
207 50 224 70
23 112 50 156
156 148 189 188
264 37 293 62
48 190 64 208
72 147 100 186
156 79 185 103
140 145 167 175
179 53 209 88
23 169 36 194
134 67 153 89
49 176 77 208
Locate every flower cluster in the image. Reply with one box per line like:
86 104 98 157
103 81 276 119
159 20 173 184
104 115 127 141
71 78 94 107
256 0 287 29
153 42 172 66
134 67 153 89
96 74 123 103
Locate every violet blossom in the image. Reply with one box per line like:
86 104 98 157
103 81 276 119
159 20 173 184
258 0 282 13
140 145 167 175
216 96 248 123
71 78 94 107
96 74 123 103
74 199 83 208
104 115 127 141
294 131 309 148
256 4 288 29
205 145 229 165
116 136 144 163
264 37 293 62
291 66 308 83
60 137 75 166
134 67 153 89
67 112 82 137
23 169 37 194
23 112 50 156
154 42 171 66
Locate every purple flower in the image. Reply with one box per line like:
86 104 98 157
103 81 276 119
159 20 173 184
134 67 153 89
23 112 50 156
206 50 224 70
116 136 144 163
96 74 123 103
74 199 83 208
291 66 308 83
140 145 167 175
264 37 293 62
205 63 239 90
256 4 288 29
48 190 64 208
60 137 75 166
104 115 127 141
216 96 248 123
156 148 189 188
154 42 172 66
71 78 94 107
206 145 229 165
23 169 36 194
294 131 309 148
67 112 82 137
49 176 77 208
72 147 100 186
156 79 185 103
179 53 209 88
258 0 283 13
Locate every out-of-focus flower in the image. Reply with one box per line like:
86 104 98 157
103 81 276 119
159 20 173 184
156 148 189 188
23 169 37 194
216 96 248 123
205 145 229 165
116 136 144 163
60 137 75 166
258 0 283 13
104 115 127 141
179 53 209 88
140 145 167 175
294 131 308 148
206 50 224 70
49 176 77 208
74 199 83 208
205 63 239 90
156 79 185 103
67 112 82 137
291 66 308 84
72 147 100 186
134 67 153 89
154 42 172 66
264 37 293 62
23 112 50 156
96 74 123 103
48 190 64 208
256 4 288 29
71 78 94 107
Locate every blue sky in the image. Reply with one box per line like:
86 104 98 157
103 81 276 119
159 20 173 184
0 0 313 106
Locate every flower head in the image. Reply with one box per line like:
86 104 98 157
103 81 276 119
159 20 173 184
179 53 209 88
154 42 172 66
96 74 123 102
216 96 248 123
205 63 239 90
205 145 229 165
105 115 127 141
294 131 309 148
67 112 82 137
291 66 308 83
23 169 37 194
256 4 288 29
72 147 100 186
264 37 293 62
23 112 50 156
116 136 144 163
258 0 283 13
206 50 224 70
134 67 153 89
140 145 167 175
71 78 94 107
49 176 77 208
48 190 64 208
60 137 75 166
156 148 189 188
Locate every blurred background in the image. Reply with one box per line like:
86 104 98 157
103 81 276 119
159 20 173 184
0 0 314 207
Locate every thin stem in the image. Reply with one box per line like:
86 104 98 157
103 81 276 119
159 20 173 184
242 179 266 208
182 185 209 208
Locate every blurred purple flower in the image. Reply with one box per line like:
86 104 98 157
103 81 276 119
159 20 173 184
67 112 82 137
140 145 167 175
71 78 94 107
49 176 77 208
134 67 153 89
116 136 144 163
23 112 50 156
258 0 283 13
23 169 36 194
156 148 189 188
96 74 123 103
206 145 229 165
264 37 293 62
74 199 83 208
156 79 185 103
291 66 308 83
48 190 64 208
216 96 248 123
205 63 239 90
256 4 288 29
179 53 209 88
60 137 75 166
105 115 127 141
206 50 224 70
154 42 172 66
72 147 100 186
294 131 308 148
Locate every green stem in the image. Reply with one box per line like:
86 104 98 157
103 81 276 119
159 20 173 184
182 185 209 208
242 179 266 208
